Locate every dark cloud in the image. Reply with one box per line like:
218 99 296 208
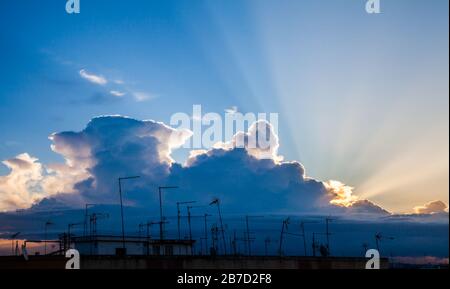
168 148 329 214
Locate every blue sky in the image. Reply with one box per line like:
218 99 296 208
0 0 448 213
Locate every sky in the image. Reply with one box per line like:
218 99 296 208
0 0 448 214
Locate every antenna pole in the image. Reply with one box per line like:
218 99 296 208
246 215 251 256
233 230 237 256
326 218 330 255
218 202 227 255
278 218 288 256
301 222 307 256
177 202 181 240
203 214 211 255
158 186 178 240
158 187 163 240
210 199 227 255
118 176 140 251
312 233 316 257
265 237 270 256
119 178 125 249
187 206 193 241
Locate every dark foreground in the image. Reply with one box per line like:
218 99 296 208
0 255 388 269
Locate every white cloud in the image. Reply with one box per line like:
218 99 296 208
414 200 448 214
0 150 89 212
225 106 238 114
79 69 107 85
0 154 45 211
133 92 155 102
212 120 283 162
110 90 126 97
0 116 434 218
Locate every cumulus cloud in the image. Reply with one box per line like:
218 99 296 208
46 115 191 204
324 180 357 207
170 147 328 213
0 152 88 212
0 115 434 217
212 120 283 162
414 200 448 214
0 154 45 211
79 69 107 85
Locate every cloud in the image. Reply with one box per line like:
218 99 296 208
133 92 156 102
212 120 283 162
0 115 438 218
79 69 107 85
324 180 358 207
78 69 156 103
0 154 45 211
110 90 126 97
224 106 238 114
0 151 89 212
414 200 448 214
46 115 191 204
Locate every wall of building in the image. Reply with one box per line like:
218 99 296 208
74 240 192 256
0 255 390 269
80 256 390 269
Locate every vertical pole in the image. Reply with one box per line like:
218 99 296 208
246 215 251 256
187 207 192 240
211 225 215 253
204 214 208 255
159 187 163 240
84 204 88 237
233 230 237 256
326 218 330 255
312 233 316 257
278 221 284 257
301 223 307 256
119 178 126 249
187 207 193 255
146 222 150 256
217 202 227 255
68 224 71 250
44 224 47 255
177 203 181 240
265 238 269 256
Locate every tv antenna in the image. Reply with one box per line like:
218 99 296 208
244 215 264 256
209 198 227 255
44 220 54 255
325 216 335 255
299 220 318 256
278 217 290 256
157 186 178 240
10 232 20 256
176 201 196 240
375 232 394 255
